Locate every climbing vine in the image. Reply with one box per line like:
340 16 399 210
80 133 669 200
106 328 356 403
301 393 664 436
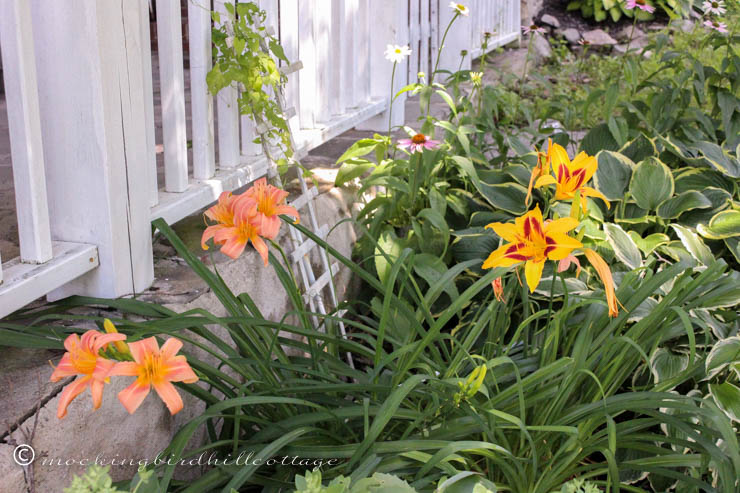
207 1 293 167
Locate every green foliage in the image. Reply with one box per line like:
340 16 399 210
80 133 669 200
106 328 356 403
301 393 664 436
566 0 690 22
64 466 158 493
208 1 292 163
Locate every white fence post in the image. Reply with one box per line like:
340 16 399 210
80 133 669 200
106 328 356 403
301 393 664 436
189 0 217 180
355 0 409 132
30 0 154 299
214 0 241 168
0 0 52 265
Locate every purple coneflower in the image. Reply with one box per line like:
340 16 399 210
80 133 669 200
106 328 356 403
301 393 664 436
625 0 656 13
702 0 726 15
704 18 728 33
522 24 546 35
397 133 440 153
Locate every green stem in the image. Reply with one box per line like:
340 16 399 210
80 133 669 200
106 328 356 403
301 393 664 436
521 34 535 81
387 61 397 144
426 11 460 115
624 14 637 59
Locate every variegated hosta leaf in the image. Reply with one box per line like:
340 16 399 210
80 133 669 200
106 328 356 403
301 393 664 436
725 237 740 264
690 141 740 179
627 297 658 322
670 225 713 266
619 133 657 164
534 276 590 296
706 336 740 380
709 382 740 422
604 223 642 269
650 347 689 388
697 210 740 240
628 232 670 256
656 191 712 219
594 150 634 201
630 157 674 211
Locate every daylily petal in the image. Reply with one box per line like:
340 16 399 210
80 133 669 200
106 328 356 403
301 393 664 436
486 222 519 243
91 333 127 353
153 381 184 415
160 338 184 360
252 235 270 266
583 248 619 317
482 244 526 269
581 187 610 209
118 380 151 414
57 376 91 419
128 338 160 365
165 356 199 383
90 379 105 410
109 361 140 377
544 217 579 234
50 354 78 381
524 260 545 292
92 357 116 382
534 175 556 188
219 237 248 259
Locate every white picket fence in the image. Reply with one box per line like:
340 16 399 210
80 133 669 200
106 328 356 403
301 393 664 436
0 0 520 318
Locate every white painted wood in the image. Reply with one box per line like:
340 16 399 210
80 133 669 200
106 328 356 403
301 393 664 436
436 0 471 75
297 1 316 128
189 0 216 180
354 0 408 131
0 0 52 264
214 0 241 168
31 0 153 299
139 0 159 206
313 1 334 123
408 0 420 84
336 0 351 113
0 242 98 319
420 0 430 78
156 0 189 192
352 0 370 107
279 0 301 133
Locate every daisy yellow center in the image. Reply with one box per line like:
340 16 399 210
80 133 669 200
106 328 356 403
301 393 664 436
411 133 428 144
395 48 401 54
140 353 166 385
457 4 465 9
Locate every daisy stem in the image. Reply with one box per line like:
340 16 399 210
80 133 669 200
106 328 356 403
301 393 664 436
427 12 460 116
387 61 397 148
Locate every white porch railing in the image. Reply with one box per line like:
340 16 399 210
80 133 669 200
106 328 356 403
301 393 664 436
0 0 520 318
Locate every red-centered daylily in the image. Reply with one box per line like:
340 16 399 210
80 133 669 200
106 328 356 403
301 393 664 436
50 330 127 418
534 142 609 213
243 177 300 240
213 196 271 264
111 337 198 415
482 206 582 292
201 191 238 251
526 138 568 205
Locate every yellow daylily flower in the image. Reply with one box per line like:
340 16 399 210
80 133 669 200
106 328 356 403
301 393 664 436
583 248 619 318
533 142 609 213
482 205 582 292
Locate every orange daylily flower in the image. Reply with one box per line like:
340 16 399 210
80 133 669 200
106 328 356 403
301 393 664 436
583 248 619 317
492 277 505 302
533 142 609 213
201 191 238 250
111 337 198 415
243 177 299 240
212 196 271 264
482 205 582 292
50 330 127 418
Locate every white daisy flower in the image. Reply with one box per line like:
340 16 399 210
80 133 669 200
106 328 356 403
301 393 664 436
449 2 470 16
384 44 411 63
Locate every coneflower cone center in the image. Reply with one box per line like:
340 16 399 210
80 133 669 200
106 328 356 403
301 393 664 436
411 134 427 144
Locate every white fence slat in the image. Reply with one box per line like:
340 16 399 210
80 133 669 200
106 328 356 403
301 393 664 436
313 2 334 122
298 1 316 128
0 0 53 264
352 0 370 107
355 0 408 131
31 0 154 298
138 0 159 206
408 0 420 84
156 0 189 192
337 0 351 113
213 0 240 168
420 0 430 78
189 0 216 180
279 0 301 133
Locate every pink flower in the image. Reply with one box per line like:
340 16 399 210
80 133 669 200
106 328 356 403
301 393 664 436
521 24 546 36
625 0 656 13
397 133 440 153
704 19 728 33
702 0 726 15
